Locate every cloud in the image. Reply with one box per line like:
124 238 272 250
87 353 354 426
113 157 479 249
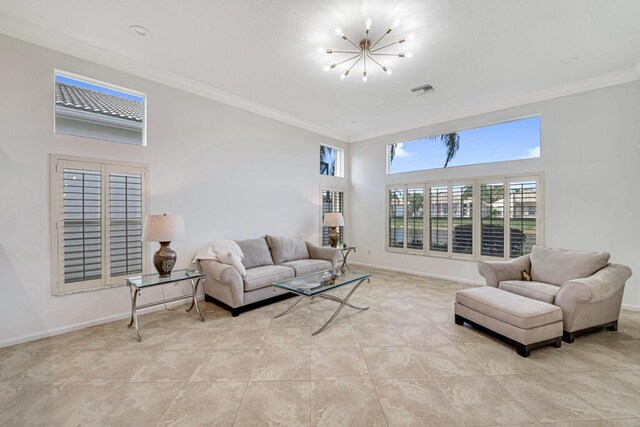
394 143 411 157
526 146 540 158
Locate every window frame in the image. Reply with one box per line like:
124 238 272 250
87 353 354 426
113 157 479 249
386 172 544 262
386 114 542 175
53 69 148 147
319 144 345 178
49 154 150 295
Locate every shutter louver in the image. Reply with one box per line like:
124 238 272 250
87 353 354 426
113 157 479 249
481 183 505 257
109 172 143 277
429 186 448 252
510 180 537 257
388 189 404 248
62 168 102 284
407 188 424 250
452 184 473 255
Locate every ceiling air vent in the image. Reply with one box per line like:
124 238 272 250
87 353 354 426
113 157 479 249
411 84 435 96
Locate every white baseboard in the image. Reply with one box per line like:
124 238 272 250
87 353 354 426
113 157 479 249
622 304 640 312
349 262 484 287
0 295 205 349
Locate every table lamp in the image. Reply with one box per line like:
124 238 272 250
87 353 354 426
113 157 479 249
323 212 344 248
142 214 186 277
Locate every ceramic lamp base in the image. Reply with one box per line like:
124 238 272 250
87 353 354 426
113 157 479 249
328 227 339 248
153 241 177 277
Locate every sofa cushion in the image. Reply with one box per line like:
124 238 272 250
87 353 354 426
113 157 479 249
236 237 274 269
530 245 610 286
499 280 559 304
280 259 331 277
455 287 562 329
243 265 294 292
266 235 310 264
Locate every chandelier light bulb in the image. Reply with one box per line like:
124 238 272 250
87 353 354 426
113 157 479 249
334 27 343 36
362 71 367 82
365 18 373 30
340 70 349 80
392 18 400 28
405 52 414 58
407 33 416 41
383 66 392 75
323 65 330 71
318 47 325 53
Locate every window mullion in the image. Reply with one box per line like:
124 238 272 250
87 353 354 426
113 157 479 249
504 177 511 260
102 164 110 286
447 182 453 257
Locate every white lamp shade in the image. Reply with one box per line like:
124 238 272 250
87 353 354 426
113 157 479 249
141 214 186 242
323 212 345 227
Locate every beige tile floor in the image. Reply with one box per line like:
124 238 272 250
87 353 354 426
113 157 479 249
1 268 640 426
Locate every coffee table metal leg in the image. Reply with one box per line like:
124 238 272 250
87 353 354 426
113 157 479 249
312 278 369 336
274 295 303 318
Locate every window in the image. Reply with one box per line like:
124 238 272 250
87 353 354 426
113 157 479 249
321 188 344 246
387 116 540 173
320 145 344 177
50 155 148 294
54 70 146 146
387 174 541 260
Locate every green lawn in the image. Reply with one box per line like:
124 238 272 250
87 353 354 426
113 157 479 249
389 217 536 236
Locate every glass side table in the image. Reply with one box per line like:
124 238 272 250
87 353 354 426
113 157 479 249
339 246 356 271
126 269 205 341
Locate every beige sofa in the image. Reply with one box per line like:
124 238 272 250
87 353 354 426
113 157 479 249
478 245 632 342
200 235 341 316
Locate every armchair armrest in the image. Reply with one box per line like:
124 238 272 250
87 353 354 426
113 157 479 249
306 242 341 268
477 254 531 287
556 263 632 305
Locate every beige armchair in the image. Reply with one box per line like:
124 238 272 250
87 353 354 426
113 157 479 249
478 246 632 342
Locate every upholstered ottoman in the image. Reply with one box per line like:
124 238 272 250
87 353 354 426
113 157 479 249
454 287 563 357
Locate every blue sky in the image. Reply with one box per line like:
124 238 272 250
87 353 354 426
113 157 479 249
389 116 540 173
56 75 144 102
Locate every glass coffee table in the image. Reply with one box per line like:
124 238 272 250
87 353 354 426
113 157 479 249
272 270 371 335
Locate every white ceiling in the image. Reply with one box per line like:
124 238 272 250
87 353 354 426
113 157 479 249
1 0 639 142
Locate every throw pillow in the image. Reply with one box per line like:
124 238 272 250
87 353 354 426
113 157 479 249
216 250 246 276
522 270 532 281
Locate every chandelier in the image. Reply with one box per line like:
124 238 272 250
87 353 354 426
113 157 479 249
319 18 414 81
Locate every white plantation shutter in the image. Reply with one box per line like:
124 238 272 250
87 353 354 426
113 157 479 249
452 184 473 255
429 186 448 253
509 180 537 258
109 167 144 278
51 156 147 294
58 162 103 290
321 189 344 246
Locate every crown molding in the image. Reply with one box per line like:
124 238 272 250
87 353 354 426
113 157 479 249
1 14 638 145
0 15 352 142
350 67 640 142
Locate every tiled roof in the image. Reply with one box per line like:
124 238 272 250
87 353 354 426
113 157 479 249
55 82 143 122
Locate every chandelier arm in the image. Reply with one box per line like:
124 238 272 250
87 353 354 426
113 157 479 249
366 52 386 71
370 39 404 53
369 29 391 50
341 35 362 50
370 53 404 57
346 53 364 73
331 50 362 54
333 53 364 67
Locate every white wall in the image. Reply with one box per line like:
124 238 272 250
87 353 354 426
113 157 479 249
0 35 347 346
349 82 640 309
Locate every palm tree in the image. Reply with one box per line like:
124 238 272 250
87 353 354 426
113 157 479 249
389 132 460 168
320 145 335 175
